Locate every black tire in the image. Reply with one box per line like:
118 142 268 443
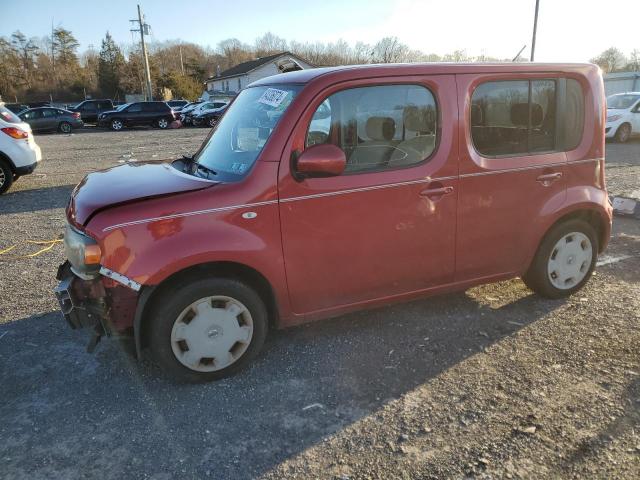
58 121 72 134
110 118 124 131
522 219 598 299
0 158 14 194
148 277 268 382
156 117 170 129
615 123 631 143
208 117 217 128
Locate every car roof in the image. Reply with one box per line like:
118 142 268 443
250 62 600 87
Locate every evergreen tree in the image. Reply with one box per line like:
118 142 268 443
98 32 125 98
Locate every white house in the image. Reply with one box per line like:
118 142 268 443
204 52 313 95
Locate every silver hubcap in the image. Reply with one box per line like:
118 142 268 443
209 118 216 127
61 123 70 133
158 119 168 128
547 232 593 289
112 120 122 130
0 168 5 187
170 296 253 372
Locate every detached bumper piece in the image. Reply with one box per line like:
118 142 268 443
54 262 109 352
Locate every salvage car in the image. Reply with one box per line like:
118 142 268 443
55 63 612 381
0 103 41 194
193 103 228 127
19 107 83 133
605 92 640 142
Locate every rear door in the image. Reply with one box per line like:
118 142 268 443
456 74 567 280
278 76 459 315
41 108 59 130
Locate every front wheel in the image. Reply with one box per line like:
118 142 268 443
615 123 631 143
148 278 268 382
208 117 217 128
157 117 169 129
110 119 124 131
522 219 598 299
0 159 14 194
58 121 72 134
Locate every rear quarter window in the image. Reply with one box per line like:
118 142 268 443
565 79 585 150
0 106 22 124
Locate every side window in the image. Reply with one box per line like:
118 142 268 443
42 109 56 118
565 79 585 150
305 84 438 174
83 103 97 112
471 79 557 156
127 103 142 113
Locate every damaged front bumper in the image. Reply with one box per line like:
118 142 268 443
54 261 140 352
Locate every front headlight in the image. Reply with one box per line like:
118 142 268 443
606 114 622 123
64 224 102 276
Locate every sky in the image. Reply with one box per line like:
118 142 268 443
1 0 638 62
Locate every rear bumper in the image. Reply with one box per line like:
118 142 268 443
15 161 38 176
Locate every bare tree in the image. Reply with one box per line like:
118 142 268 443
254 32 288 57
372 37 410 63
590 47 627 73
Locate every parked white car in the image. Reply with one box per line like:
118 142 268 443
0 103 42 194
605 92 640 142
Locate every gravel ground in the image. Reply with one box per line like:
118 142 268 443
0 129 639 479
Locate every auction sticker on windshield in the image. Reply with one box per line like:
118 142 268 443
258 88 289 107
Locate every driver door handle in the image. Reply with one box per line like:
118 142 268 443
420 185 454 198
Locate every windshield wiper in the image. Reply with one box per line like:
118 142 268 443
195 162 217 179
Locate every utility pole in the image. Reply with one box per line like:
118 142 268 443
179 44 185 76
130 5 153 101
530 0 540 61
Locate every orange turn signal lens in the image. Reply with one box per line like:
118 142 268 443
84 244 102 265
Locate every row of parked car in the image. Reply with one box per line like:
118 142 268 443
3 98 229 134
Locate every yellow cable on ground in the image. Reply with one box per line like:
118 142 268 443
0 238 63 260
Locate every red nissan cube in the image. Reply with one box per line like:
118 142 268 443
55 63 612 381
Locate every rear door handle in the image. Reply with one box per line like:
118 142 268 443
420 185 454 199
536 172 562 186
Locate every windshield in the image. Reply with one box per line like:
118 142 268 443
195 85 300 181
116 103 130 111
607 94 640 109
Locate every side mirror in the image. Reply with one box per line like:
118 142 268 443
294 144 346 180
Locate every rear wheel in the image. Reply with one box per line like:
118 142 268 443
148 277 268 382
58 121 72 134
0 159 14 194
522 219 598 299
157 117 169 129
208 117 217 127
615 123 631 143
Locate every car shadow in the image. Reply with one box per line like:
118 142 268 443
0 283 565 479
0 184 74 215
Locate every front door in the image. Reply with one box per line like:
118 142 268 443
123 103 143 125
278 77 459 315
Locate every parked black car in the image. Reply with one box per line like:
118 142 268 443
19 107 83 133
4 103 29 114
193 104 229 127
97 101 177 131
70 99 114 123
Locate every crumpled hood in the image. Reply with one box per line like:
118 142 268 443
69 161 214 226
